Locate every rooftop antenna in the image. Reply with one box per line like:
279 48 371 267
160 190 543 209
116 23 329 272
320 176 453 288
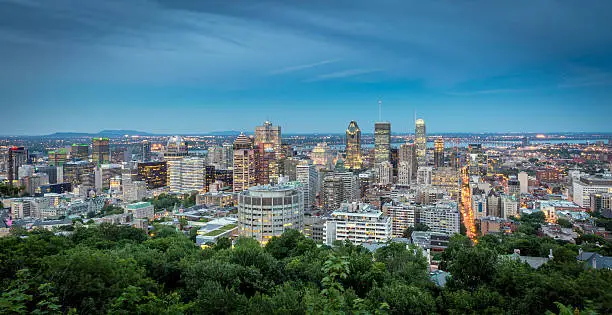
378 99 382 122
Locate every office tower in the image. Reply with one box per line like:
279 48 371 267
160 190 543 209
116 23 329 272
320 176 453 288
214 169 233 189
137 161 168 189
62 161 94 186
8 146 28 183
281 157 300 181
590 193 612 213
518 171 529 194
487 191 502 217
501 195 519 219
397 161 412 186
521 137 530 147
311 142 333 169
472 194 488 220
449 151 459 169
416 166 433 186
238 184 304 244
123 181 147 203
48 149 68 167
255 121 282 156
18 165 35 179
507 176 520 198
415 118 426 167
399 142 417 178
164 135 188 161
374 122 391 164
467 144 486 176
22 173 49 195
324 203 392 245
233 133 257 192
257 146 279 185
432 167 460 201
142 140 152 162
222 142 233 169
378 161 393 185
296 162 318 210
345 121 362 170
70 144 89 161
35 165 58 184
91 138 110 165
168 157 207 193
207 145 223 166
434 138 444 168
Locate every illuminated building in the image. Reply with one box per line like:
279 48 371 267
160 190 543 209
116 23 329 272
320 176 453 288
508 177 520 198
399 142 417 179
536 169 561 183
467 144 486 176
91 138 110 165
168 157 207 193
572 174 612 208
257 146 279 185
321 172 359 210
501 195 519 219
432 167 460 200
62 161 94 186
417 166 433 186
311 142 333 169
255 121 282 156
418 201 460 235
415 119 426 167
214 169 233 189
70 144 89 161
345 121 362 170
48 149 67 167
8 146 28 183
590 193 612 213
324 202 391 246
518 171 529 194
374 122 391 164
383 200 416 237
137 161 168 189
164 135 188 161
296 161 318 210
142 140 151 162
434 138 444 168
238 184 304 244
233 133 257 192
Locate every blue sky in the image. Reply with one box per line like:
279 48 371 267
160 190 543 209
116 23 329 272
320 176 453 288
1 0 612 135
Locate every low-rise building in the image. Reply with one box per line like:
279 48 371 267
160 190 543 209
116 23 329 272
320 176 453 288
324 202 391 246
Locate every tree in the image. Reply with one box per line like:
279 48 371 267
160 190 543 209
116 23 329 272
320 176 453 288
402 223 430 238
556 218 572 229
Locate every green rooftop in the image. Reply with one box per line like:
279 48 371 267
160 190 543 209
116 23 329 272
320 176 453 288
204 224 237 236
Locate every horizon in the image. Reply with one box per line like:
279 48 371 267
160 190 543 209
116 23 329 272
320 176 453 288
1 1 612 134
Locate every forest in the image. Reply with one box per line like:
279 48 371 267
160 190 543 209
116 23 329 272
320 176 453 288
0 223 610 314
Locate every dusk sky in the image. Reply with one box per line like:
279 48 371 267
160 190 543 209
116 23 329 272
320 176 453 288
1 0 612 135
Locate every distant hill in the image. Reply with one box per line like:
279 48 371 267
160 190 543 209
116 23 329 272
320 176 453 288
47 130 153 138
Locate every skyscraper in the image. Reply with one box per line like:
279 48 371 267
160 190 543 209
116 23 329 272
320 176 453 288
164 136 188 161
296 161 318 210
311 142 333 169
48 149 67 167
8 146 28 183
345 121 362 170
233 133 257 192
168 157 207 193
137 161 168 189
70 144 89 161
434 138 444 168
255 121 282 155
142 140 152 162
374 122 391 164
415 119 426 167
399 142 417 179
92 138 110 165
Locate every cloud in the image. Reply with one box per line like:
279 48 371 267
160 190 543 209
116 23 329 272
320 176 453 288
304 68 381 82
269 59 339 75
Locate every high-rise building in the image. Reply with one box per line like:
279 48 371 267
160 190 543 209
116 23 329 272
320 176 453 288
467 144 486 176
62 161 94 187
296 162 318 210
345 121 362 170
311 142 333 169
321 172 359 210
70 144 89 161
142 140 152 162
324 202 392 245
254 121 282 155
416 166 433 186
418 201 460 235
374 122 391 164
48 149 68 167
91 138 110 165
8 146 28 183
383 200 417 237
397 161 412 187
222 142 233 169
434 138 444 168
399 142 417 179
233 134 257 192
518 171 529 194
238 184 304 244
572 175 612 208
168 157 207 193
415 119 427 167
378 161 393 185
137 161 168 189
164 136 188 161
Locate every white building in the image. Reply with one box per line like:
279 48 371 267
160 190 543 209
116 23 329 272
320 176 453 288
472 194 488 219
377 161 393 185
572 175 612 208
296 162 318 210
169 157 207 193
123 180 147 202
397 161 412 187
518 171 529 194
501 194 520 219
416 166 433 186
238 184 304 244
324 202 392 246
419 201 460 235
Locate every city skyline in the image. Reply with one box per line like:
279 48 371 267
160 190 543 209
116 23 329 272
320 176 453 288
1 0 612 135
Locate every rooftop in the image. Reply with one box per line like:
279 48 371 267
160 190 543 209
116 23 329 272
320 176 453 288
127 202 153 209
